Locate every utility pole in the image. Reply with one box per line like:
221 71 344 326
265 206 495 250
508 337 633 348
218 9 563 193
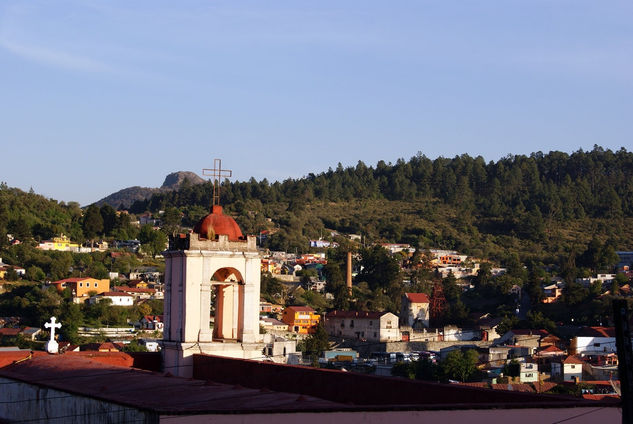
613 299 633 424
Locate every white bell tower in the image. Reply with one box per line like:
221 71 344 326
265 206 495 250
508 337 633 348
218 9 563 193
162 161 263 377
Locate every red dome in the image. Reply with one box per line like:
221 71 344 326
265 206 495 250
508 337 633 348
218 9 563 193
193 205 244 241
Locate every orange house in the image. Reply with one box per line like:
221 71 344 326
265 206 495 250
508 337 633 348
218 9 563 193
281 306 320 334
51 277 110 298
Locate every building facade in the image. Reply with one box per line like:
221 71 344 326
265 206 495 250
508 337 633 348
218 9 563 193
325 311 400 342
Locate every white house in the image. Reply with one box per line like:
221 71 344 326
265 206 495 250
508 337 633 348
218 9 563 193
90 292 134 306
325 310 400 342
571 327 616 355
551 356 585 382
140 315 164 331
519 360 539 383
400 292 430 328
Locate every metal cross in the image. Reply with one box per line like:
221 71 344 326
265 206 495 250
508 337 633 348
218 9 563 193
202 159 232 207
44 316 62 342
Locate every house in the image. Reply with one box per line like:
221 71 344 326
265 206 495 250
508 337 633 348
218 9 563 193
542 283 563 303
551 356 585 382
497 329 549 353
113 286 157 300
281 306 320 334
519 360 539 383
89 292 134 306
535 345 566 363
576 274 616 288
260 317 289 332
0 258 25 279
139 339 160 352
400 292 430 328
571 326 616 355
20 327 41 341
475 316 503 341
36 234 79 252
140 315 164 331
0 328 20 343
127 279 149 289
129 267 161 282
325 310 400 342
81 342 122 352
50 277 110 300
260 300 273 313
583 354 619 380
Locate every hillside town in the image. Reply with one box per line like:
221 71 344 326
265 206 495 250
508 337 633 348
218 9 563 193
1 203 632 404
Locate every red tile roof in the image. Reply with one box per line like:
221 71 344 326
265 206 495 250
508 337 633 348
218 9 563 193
143 315 162 322
538 345 564 354
52 277 91 284
284 306 315 313
491 384 535 393
0 328 21 336
405 293 430 303
563 356 585 365
577 327 615 338
533 382 558 393
101 291 133 297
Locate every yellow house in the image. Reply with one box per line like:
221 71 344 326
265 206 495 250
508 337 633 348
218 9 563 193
37 235 80 251
51 277 110 298
281 306 320 334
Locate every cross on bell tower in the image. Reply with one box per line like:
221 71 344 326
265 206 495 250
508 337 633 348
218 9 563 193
202 159 232 208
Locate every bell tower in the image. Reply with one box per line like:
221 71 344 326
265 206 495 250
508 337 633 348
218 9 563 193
162 162 263 377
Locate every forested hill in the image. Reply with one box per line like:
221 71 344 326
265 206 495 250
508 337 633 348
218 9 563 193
2 147 632 265
133 147 633 220
124 146 633 262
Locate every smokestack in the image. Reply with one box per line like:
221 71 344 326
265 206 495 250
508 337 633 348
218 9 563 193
346 251 352 293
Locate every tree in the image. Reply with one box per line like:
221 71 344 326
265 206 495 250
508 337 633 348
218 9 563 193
123 339 148 352
99 204 117 236
26 265 46 282
323 261 350 310
503 359 520 378
138 225 168 257
3 268 19 281
83 205 104 244
161 207 182 236
441 349 479 382
299 321 330 364
357 245 401 291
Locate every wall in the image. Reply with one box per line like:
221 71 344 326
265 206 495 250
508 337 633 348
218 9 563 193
191 354 596 407
0 378 156 424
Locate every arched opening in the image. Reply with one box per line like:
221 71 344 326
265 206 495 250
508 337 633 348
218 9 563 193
211 267 245 340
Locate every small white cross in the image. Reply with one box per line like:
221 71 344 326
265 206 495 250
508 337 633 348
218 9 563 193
44 317 62 343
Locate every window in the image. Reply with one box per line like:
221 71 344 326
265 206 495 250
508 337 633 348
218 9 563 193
369 321 373 326
374 332 377 338
95 282 98 287
350 320 354 328
594 343 601 347
79 282 83 287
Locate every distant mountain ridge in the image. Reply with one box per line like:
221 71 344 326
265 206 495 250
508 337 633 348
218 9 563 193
93 171 205 209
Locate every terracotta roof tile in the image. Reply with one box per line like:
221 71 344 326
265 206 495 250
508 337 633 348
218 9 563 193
405 293 430 303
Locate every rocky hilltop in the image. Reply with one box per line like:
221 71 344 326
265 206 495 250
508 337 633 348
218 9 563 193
93 171 205 209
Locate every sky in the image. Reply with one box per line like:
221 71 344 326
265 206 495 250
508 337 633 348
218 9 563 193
1 1 632 206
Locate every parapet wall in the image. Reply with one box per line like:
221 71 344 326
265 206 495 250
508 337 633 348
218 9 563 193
170 233 258 252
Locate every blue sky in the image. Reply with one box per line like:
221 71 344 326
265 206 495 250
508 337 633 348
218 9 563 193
1 1 632 206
